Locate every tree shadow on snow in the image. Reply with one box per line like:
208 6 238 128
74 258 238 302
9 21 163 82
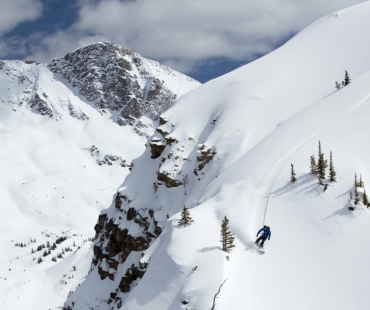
323 208 349 219
197 246 221 253
323 202 355 220
271 174 318 197
335 189 351 199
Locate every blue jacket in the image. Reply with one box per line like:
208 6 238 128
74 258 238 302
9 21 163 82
257 227 271 239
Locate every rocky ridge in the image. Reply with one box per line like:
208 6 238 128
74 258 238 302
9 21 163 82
64 114 219 309
49 42 200 128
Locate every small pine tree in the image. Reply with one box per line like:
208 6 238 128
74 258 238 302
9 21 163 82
290 164 297 183
310 155 317 174
220 216 235 253
354 186 360 205
318 141 322 160
354 173 359 188
178 206 194 227
317 141 327 184
343 70 351 86
335 81 341 90
317 153 327 185
363 189 369 207
329 151 336 182
359 174 364 187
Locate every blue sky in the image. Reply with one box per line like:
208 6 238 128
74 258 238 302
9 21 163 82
0 0 365 83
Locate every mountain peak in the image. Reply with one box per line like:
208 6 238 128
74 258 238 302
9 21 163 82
49 42 200 126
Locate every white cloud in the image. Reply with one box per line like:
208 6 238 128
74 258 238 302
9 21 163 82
72 0 367 71
0 0 43 34
4 0 367 75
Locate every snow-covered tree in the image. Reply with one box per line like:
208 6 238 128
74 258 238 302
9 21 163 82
359 174 364 187
354 186 360 205
363 189 369 207
317 141 327 185
354 173 359 188
318 141 323 159
291 164 297 183
329 151 337 182
310 155 317 174
220 216 235 253
343 70 351 86
335 70 351 90
178 206 194 227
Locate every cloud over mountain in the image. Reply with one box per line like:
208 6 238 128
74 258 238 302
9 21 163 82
0 0 365 76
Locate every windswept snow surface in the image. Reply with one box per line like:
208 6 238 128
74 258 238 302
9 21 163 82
103 3 370 310
0 61 147 309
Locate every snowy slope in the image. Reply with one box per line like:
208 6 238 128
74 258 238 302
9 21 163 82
0 61 147 309
68 2 370 310
0 49 199 309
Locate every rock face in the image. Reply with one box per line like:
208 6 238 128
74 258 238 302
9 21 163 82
63 111 220 310
82 193 163 309
49 42 200 126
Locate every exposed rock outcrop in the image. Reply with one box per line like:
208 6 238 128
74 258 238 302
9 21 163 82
196 144 217 171
157 170 184 188
92 194 162 295
49 42 200 125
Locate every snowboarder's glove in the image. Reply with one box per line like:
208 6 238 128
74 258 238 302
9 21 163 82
268 238 270 240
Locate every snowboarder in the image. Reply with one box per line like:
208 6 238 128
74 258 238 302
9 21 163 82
255 225 271 250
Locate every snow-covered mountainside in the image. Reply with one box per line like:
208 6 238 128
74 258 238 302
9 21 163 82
65 2 370 310
0 45 199 309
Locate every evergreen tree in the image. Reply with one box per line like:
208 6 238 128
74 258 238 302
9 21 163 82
354 173 359 188
178 206 194 227
343 70 351 86
329 151 337 182
318 141 323 160
354 186 360 205
317 141 323 183
363 189 369 207
317 143 327 186
291 164 297 183
220 216 235 253
310 155 317 174
335 81 341 90
359 174 364 187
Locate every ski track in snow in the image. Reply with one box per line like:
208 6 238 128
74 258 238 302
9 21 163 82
258 88 370 232
257 134 319 226
342 87 370 117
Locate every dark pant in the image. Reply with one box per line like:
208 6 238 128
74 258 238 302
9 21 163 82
255 236 267 248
